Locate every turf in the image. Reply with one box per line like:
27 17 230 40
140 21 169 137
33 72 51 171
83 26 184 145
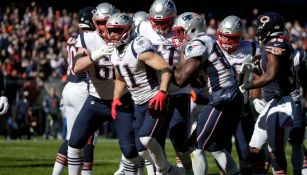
0 137 296 175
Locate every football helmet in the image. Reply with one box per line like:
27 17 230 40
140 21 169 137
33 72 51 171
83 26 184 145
217 15 244 53
78 6 95 30
92 3 118 36
149 0 177 35
133 11 149 26
172 12 205 48
256 12 285 44
104 13 134 47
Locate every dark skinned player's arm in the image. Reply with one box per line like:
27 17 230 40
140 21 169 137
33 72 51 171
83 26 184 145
250 74 262 98
173 56 202 88
251 53 279 89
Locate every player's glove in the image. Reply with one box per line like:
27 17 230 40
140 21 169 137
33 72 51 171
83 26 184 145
239 63 254 93
111 98 122 120
147 90 168 118
90 46 114 62
0 96 9 116
252 98 266 114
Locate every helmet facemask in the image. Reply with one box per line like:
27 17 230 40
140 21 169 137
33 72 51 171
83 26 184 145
171 26 189 48
93 18 109 36
104 25 133 47
217 31 241 53
149 15 175 35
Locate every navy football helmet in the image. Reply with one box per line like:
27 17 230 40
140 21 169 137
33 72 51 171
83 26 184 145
256 12 285 44
78 6 95 30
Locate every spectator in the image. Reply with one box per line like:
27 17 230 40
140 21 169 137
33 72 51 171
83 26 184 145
15 90 31 139
42 86 60 139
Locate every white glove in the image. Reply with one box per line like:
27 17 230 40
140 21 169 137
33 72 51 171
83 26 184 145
90 46 114 62
240 63 257 74
239 63 255 93
252 98 266 114
0 96 9 115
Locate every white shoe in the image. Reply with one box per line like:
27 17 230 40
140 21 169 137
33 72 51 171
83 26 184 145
113 166 124 175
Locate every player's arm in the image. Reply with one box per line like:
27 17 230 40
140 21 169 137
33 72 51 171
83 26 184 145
72 47 113 74
252 53 279 88
242 53 279 90
139 51 171 92
172 56 202 87
113 71 127 99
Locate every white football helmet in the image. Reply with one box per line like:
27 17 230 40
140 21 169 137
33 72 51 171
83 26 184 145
217 15 244 52
149 0 177 35
133 11 149 26
172 12 205 48
104 13 134 47
92 3 118 36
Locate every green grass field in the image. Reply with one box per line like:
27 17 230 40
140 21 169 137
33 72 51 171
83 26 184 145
0 137 297 175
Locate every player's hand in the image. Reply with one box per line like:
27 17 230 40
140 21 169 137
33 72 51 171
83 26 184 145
90 46 114 62
240 63 256 74
111 98 122 120
239 64 254 93
252 98 266 114
0 96 9 116
149 90 167 111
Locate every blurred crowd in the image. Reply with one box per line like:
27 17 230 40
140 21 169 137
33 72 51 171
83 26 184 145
0 2 306 140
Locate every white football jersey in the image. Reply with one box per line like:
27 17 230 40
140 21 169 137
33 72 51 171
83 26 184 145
110 36 160 105
184 33 236 95
136 21 191 95
76 31 115 100
220 40 261 103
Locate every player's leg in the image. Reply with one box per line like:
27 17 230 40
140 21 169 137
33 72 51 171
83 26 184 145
266 100 292 174
168 94 193 174
197 92 242 175
68 96 112 175
135 104 183 175
82 131 99 175
113 93 141 175
52 140 68 175
233 104 257 175
289 99 306 175
52 83 88 175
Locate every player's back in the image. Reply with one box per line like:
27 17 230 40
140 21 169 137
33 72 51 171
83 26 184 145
76 31 115 100
185 33 236 94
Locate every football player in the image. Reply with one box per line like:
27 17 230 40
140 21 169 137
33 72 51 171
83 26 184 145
51 6 98 175
240 12 295 174
172 12 244 175
106 13 184 175
67 3 142 175
136 1 194 174
289 47 307 175
114 10 150 175
216 15 267 175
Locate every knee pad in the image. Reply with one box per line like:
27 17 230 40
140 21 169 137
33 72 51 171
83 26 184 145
120 143 138 159
69 133 87 149
140 136 153 148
